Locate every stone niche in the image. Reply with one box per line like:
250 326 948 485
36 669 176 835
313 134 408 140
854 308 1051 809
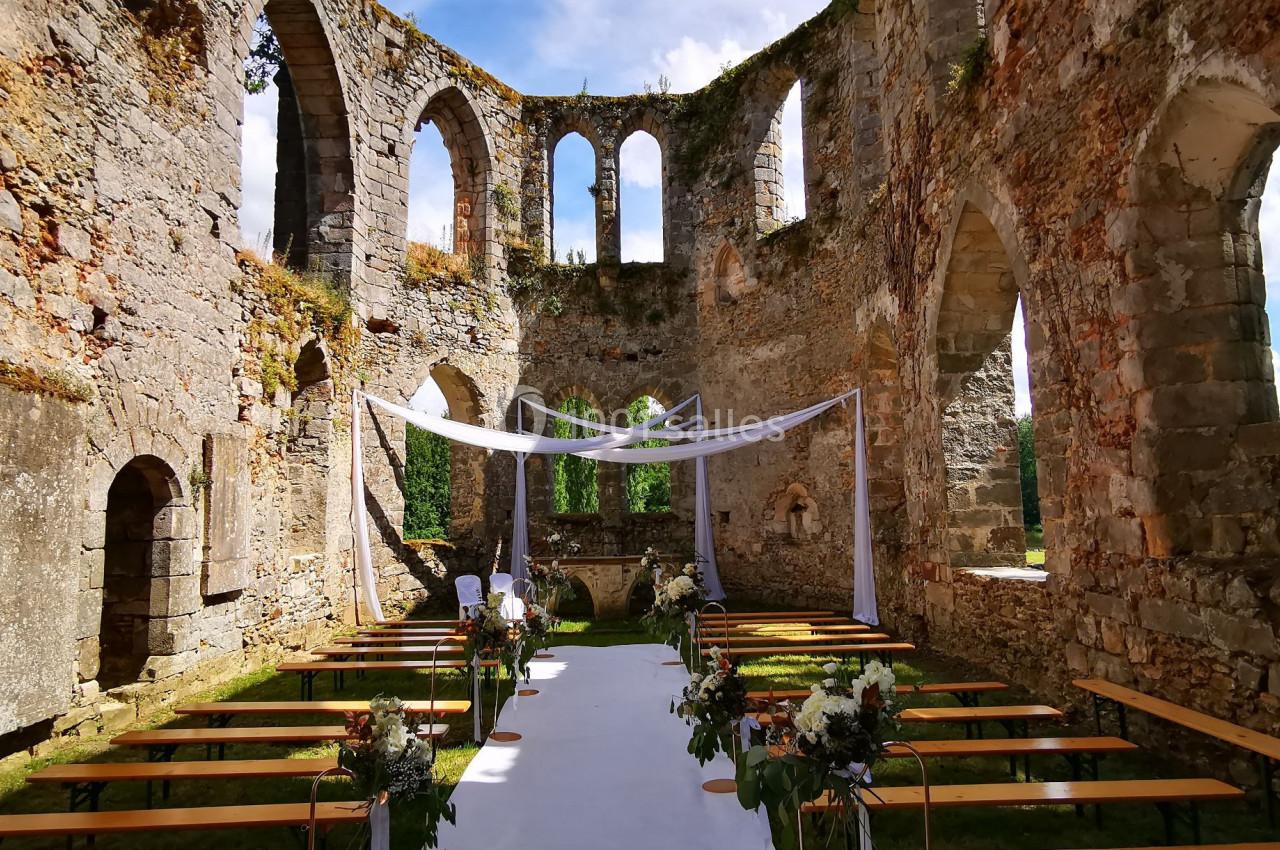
0 387 83 735
201 433 251 596
771 483 821 542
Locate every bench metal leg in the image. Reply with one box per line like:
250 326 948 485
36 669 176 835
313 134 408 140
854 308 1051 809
147 744 178 802
1155 801 1199 844
67 781 107 813
1263 754 1276 828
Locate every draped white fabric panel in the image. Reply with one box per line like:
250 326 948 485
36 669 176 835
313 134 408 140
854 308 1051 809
510 452 529 582
852 390 878 625
693 396 725 601
350 391 385 622
521 394 698 435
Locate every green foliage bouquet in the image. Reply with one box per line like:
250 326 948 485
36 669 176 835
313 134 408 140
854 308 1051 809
671 646 749 765
460 592 534 680
737 661 899 850
642 561 707 647
521 602 560 653
337 696 456 848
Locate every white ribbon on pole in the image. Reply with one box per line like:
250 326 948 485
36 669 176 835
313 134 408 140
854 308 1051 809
852 389 879 626
350 391 385 623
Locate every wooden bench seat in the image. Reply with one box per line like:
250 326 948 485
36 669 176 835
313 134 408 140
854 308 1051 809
695 632 892 646
310 645 465 657
768 737 1135 760
707 611 836 619
701 615 853 626
111 723 449 758
27 758 337 810
0 800 368 839
748 681 1009 707
726 624 871 634
356 627 459 637
373 619 462 627
175 699 470 725
701 642 914 659
800 778 1244 812
751 704 1061 740
332 635 464 645
277 659 490 699
1076 677 1280 826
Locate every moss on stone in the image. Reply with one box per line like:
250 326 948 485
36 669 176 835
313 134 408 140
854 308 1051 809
0 361 93 403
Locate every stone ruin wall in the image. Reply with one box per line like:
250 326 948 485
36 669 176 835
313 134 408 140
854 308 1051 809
0 0 1279 783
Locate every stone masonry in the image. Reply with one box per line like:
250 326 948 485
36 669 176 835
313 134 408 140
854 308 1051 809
0 0 1278 790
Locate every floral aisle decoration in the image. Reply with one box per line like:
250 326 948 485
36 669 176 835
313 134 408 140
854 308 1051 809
736 661 899 850
337 695 456 849
522 602 560 655
642 560 707 648
524 531 580 604
671 646 749 765
460 592 534 680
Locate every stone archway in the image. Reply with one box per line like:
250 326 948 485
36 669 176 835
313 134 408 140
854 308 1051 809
99 455 185 690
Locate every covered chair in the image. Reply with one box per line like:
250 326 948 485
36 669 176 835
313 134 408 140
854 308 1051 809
455 574 483 619
489 572 526 620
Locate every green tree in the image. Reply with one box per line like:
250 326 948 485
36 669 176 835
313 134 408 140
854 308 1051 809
1017 415 1040 528
553 398 600 513
244 14 283 94
404 424 451 540
625 397 671 513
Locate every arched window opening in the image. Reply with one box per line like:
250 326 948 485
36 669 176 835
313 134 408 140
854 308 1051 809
552 397 600 513
756 80 806 238
238 2 353 278
406 88 491 284
1262 148 1280 412
619 132 663 263
936 204 1039 570
100 457 178 690
711 242 747 306
625 396 671 513
287 338 334 555
404 366 485 540
551 133 597 265
1011 298 1042 564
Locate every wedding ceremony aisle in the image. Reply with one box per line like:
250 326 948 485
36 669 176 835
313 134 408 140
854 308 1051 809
435 644 775 850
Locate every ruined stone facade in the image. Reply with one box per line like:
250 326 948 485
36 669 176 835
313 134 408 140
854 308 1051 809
1 0 1279 781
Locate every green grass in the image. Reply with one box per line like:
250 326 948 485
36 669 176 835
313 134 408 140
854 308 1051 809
0 611 1271 849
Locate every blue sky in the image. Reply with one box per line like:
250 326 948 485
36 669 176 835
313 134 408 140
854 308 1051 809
237 1 1280 417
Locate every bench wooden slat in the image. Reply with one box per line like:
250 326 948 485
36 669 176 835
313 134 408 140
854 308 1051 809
277 660 491 672
333 635 464 645
356 628 459 636
702 616 853 625
311 645 465 656
374 619 461 626
899 705 1062 723
702 642 914 657
706 611 836 619
801 778 1244 812
768 737 1136 760
111 724 448 747
1074 678 1280 761
747 682 1009 702
175 700 470 717
28 758 338 784
726 624 871 633
696 633 892 646
0 801 368 837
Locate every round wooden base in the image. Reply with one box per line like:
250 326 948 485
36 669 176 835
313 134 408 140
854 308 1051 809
489 731 522 743
661 661 685 667
517 688 539 697
702 779 737 794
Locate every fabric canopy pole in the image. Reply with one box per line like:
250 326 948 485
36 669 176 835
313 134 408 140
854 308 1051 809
693 395 725 601
852 389 879 625
350 391 385 623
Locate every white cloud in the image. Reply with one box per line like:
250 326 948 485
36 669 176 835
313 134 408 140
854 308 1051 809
650 36 750 93
239 84 279 253
553 214 597 264
780 82 805 220
1012 298 1032 417
410 376 448 417
619 132 661 188
622 227 663 263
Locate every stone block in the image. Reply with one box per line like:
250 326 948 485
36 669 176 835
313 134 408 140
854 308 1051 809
148 540 197 577
98 700 135 733
76 588 103 640
77 636 99 682
147 615 196 655
150 575 203 618
202 433 252 596
1138 598 1206 641
1203 609 1278 658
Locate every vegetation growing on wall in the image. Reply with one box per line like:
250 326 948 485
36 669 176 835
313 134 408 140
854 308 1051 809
236 251 360 398
1017 415 1040 529
404 423 451 540
947 35 990 95
404 241 474 286
0 361 93 403
553 398 600 514
128 0 206 107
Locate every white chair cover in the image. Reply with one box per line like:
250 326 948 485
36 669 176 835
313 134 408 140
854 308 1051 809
455 575 483 620
489 573 526 620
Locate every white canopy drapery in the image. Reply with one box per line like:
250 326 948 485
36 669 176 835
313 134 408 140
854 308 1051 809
349 388 876 624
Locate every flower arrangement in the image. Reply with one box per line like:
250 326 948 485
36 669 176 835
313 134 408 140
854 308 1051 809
337 695 456 848
522 602 560 653
671 646 749 764
642 560 707 647
525 532 581 602
459 592 534 680
737 661 899 850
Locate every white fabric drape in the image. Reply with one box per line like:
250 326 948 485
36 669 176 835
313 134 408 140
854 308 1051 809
521 394 698 435
852 390 879 625
693 396 724 601
350 391 385 622
510 452 530 582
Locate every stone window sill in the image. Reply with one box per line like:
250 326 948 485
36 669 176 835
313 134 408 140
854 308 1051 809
958 566 1048 583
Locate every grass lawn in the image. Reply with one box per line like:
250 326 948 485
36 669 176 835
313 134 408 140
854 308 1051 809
0 609 1270 849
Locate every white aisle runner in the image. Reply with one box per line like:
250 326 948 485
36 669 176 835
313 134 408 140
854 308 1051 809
436 643 775 850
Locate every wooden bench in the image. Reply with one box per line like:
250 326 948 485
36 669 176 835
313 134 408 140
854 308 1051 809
748 681 1009 708
1075 678 1280 825
356 627 460 637
708 611 836 619
277 659 489 699
800 778 1244 844
332 635 465 646
726 623 872 634
0 801 367 843
750 704 1061 741
695 632 893 646
373 618 462 627
27 757 336 810
701 615 853 626
310 645 465 660
175 699 470 727
702 642 915 666
111 723 449 761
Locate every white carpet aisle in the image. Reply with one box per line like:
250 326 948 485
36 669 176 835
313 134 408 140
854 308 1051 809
435 643 775 850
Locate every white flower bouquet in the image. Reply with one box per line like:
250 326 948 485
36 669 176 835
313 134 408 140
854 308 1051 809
671 646 749 764
460 592 534 680
642 560 707 647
